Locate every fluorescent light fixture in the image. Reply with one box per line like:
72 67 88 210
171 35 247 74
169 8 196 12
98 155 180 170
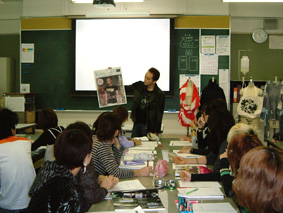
86 11 149 17
71 0 92 3
71 0 144 3
223 0 283 2
93 0 115 8
115 0 145 2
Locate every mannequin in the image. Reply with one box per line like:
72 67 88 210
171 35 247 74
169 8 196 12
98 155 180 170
240 79 263 97
238 79 263 127
185 79 193 109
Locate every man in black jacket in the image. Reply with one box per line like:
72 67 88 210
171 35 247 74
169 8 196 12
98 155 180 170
126 67 165 137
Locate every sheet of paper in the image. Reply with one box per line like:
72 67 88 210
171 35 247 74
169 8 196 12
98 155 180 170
178 181 221 188
133 136 149 141
201 35 215 54
269 35 283 49
172 152 203 159
177 187 224 199
128 146 156 151
140 142 158 147
216 35 230 55
125 150 155 155
170 141 193 146
179 74 200 90
193 203 237 213
110 180 146 192
200 54 218 75
5 97 25 112
162 150 169 162
119 161 153 170
21 43 34 63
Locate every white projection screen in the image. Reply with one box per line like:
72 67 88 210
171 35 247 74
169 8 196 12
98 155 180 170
75 18 171 92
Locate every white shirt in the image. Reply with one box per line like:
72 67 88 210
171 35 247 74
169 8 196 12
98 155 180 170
0 136 36 210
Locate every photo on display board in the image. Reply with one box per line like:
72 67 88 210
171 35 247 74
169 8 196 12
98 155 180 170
94 67 127 108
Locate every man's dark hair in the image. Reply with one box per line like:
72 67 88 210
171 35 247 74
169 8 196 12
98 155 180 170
54 129 92 170
148 67 160 81
0 108 18 140
38 108 58 131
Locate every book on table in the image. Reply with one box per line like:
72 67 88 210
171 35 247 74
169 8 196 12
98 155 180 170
111 189 165 212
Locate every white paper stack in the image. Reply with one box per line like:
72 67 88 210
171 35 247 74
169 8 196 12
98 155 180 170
178 181 221 188
169 141 193 146
173 150 203 159
193 203 237 213
177 187 224 199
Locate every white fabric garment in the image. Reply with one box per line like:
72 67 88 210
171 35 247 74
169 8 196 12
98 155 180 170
0 137 36 210
237 86 263 119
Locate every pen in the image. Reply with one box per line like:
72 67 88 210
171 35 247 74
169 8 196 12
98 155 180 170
189 200 199 203
181 165 189 179
186 188 198 195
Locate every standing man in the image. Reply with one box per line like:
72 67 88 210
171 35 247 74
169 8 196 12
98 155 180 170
126 67 165 137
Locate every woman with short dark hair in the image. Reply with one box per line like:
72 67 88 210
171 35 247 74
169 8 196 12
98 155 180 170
113 105 141 148
233 146 283 213
174 109 235 181
28 129 93 212
67 121 119 212
92 112 152 179
32 108 64 161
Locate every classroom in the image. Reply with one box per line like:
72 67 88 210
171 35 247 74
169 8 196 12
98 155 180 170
0 0 283 212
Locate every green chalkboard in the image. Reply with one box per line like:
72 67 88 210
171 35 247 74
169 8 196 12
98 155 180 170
21 27 230 111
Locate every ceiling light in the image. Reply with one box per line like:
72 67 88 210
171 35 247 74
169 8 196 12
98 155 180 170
223 0 283 2
115 0 145 2
86 11 149 17
71 0 144 3
93 0 115 7
71 0 92 3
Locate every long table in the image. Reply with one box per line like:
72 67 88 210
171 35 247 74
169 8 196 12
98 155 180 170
88 138 239 213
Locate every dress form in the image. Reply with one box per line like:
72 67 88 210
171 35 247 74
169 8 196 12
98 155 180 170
185 80 193 109
239 81 263 127
240 81 263 97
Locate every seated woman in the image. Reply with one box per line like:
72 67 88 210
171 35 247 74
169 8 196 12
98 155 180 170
174 109 235 181
113 105 141 148
233 146 283 213
92 112 152 179
28 129 93 212
180 99 227 153
31 107 64 161
66 121 119 212
219 123 263 197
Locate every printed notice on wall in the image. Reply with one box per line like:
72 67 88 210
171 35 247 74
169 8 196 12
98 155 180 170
269 35 283 49
201 35 215 54
21 43 34 63
200 54 218 75
179 74 200 91
216 35 230 55
219 69 230 103
94 67 127 108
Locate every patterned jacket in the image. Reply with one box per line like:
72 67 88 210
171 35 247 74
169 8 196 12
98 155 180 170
126 81 165 133
29 161 80 212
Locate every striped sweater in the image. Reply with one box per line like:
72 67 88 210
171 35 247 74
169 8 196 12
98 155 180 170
92 136 134 179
